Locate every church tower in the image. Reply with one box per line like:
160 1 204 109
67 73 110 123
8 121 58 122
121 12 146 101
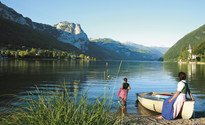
188 44 192 54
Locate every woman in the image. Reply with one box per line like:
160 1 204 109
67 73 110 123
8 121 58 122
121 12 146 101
117 78 131 107
156 72 195 120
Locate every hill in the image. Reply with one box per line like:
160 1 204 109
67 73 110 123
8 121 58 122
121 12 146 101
161 24 205 61
0 17 81 53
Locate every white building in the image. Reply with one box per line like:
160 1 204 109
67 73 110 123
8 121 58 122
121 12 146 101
188 44 197 60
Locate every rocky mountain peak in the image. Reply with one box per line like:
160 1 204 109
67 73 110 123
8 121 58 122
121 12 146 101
0 2 89 51
54 21 84 35
53 21 89 51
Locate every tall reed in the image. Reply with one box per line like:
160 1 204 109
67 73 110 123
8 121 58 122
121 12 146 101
0 84 119 125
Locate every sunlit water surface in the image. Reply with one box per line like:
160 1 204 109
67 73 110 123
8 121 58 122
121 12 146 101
0 60 204 115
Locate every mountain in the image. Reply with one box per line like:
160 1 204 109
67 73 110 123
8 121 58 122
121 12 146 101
90 38 168 60
0 1 169 60
161 24 205 61
0 1 89 52
0 17 81 53
150 47 169 55
85 42 122 60
53 21 89 51
124 42 169 57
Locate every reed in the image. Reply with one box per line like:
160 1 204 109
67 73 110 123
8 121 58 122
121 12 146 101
0 85 119 125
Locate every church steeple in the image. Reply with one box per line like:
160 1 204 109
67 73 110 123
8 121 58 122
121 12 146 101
188 44 192 54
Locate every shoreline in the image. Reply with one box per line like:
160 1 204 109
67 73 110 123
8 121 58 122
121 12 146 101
178 61 205 65
122 112 205 125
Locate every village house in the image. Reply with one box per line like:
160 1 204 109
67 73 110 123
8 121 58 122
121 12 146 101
188 44 197 60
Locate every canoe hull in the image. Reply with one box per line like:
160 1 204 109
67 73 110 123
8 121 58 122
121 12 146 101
136 92 195 119
138 95 163 113
181 101 195 119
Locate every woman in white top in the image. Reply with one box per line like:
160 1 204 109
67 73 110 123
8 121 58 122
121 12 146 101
156 72 195 120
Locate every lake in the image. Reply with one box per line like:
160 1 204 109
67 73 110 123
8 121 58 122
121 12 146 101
0 60 205 115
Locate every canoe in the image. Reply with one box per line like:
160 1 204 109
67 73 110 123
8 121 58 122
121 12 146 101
136 92 195 119
136 101 159 116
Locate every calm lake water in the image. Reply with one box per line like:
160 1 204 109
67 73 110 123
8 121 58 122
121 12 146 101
0 60 205 115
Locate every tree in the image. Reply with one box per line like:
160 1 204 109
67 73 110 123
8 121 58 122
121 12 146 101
79 54 84 59
10 51 15 57
37 49 44 57
15 52 18 58
24 49 29 57
71 55 76 59
61 51 67 58
193 41 205 55
53 51 56 58
179 46 189 60
204 50 205 56
200 54 203 62
5 50 11 57
66 53 70 58
18 51 24 58
44 50 52 57
29 48 36 57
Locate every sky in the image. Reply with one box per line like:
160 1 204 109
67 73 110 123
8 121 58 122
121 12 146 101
1 0 205 47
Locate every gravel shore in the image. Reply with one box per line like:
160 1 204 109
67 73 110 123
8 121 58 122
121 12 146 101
122 112 205 125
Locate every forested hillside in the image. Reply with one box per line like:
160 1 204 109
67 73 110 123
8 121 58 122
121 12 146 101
161 24 205 61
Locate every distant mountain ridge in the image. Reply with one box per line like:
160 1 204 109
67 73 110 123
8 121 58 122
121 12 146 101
90 38 169 60
161 24 205 61
124 41 169 56
0 1 89 51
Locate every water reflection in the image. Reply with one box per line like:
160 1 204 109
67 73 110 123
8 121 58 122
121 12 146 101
177 63 205 95
0 60 205 114
0 59 93 73
118 107 128 115
0 60 94 108
163 62 205 111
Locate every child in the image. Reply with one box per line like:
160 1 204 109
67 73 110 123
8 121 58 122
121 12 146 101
117 78 131 107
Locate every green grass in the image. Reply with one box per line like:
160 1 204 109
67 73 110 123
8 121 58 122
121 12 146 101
0 85 121 125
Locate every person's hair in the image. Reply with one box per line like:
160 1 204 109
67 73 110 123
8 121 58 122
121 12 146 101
178 72 186 81
124 78 127 82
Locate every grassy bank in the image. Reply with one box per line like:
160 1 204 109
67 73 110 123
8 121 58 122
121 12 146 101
0 85 122 125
